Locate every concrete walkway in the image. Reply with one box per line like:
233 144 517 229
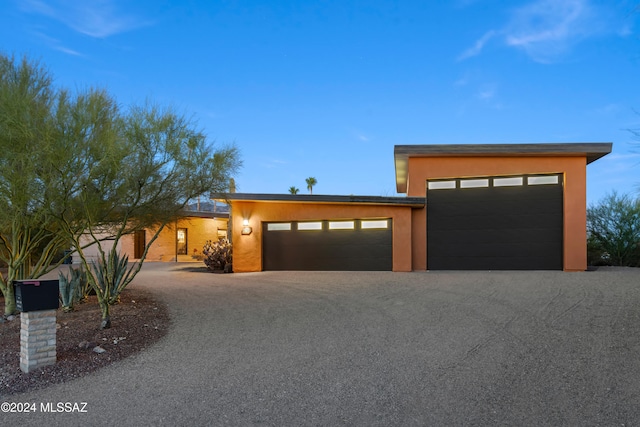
4 264 640 426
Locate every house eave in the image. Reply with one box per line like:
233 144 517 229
178 210 229 219
394 142 613 193
219 193 425 208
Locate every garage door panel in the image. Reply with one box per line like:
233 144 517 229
430 194 562 216
429 240 562 268
433 183 561 202
430 224 561 242
432 239 559 257
429 255 561 270
437 215 556 231
263 221 392 271
427 175 563 270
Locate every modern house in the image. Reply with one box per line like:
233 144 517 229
121 210 229 262
226 143 611 272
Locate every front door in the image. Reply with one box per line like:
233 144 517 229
134 230 145 259
177 228 188 255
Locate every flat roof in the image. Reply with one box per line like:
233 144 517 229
178 210 229 219
394 142 612 193
223 193 425 207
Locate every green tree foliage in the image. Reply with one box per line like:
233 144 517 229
0 54 70 315
288 186 299 194
59 103 240 328
0 53 241 323
305 177 317 195
587 191 640 266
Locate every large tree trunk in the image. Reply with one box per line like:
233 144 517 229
3 285 16 316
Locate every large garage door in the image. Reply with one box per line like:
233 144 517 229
427 175 563 270
263 219 392 271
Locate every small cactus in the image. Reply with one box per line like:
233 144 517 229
202 238 232 272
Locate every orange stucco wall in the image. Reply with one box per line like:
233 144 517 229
121 217 228 261
230 201 414 272
406 156 587 271
119 234 135 260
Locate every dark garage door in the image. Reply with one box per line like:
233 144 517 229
427 175 563 270
263 219 392 271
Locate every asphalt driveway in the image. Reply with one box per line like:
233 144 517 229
4 264 640 426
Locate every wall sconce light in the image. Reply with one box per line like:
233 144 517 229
241 219 252 235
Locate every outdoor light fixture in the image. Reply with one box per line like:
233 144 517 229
241 219 252 235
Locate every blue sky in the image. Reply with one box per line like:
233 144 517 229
1 0 639 204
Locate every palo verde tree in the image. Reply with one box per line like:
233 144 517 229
47 101 240 328
0 54 72 315
0 53 241 324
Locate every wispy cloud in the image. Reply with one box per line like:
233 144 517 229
604 152 640 162
477 87 495 100
20 0 152 38
457 30 496 61
53 45 82 56
349 128 371 142
618 24 633 37
458 0 610 63
454 74 469 87
505 0 595 62
33 30 82 56
263 159 288 169
591 103 622 116
597 142 640 175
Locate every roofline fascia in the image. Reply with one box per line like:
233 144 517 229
394 142 613 193
219 193 425 208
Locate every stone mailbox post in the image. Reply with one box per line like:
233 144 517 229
14 279 59 373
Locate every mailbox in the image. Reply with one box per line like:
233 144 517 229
13 280 60 312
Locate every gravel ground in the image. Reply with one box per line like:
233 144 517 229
3 264 640 426
0 287 169 396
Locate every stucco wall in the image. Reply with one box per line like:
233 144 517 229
230 201 415 272
405 155 587 271
121 217 228 262
72 233 121 264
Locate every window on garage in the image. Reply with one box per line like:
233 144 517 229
267 223 291 231
298 222 322 230
361 220 389 229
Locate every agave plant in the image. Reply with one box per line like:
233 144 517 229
59 270 79 313
73 265 91 303
91 249 135 329
58 265 90 312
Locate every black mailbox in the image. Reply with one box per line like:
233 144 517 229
13 280 60 312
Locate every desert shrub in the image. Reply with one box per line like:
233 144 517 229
587 191 640 266
202 239 232 272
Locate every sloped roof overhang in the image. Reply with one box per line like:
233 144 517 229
394 142 612 193
221 193 425 208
